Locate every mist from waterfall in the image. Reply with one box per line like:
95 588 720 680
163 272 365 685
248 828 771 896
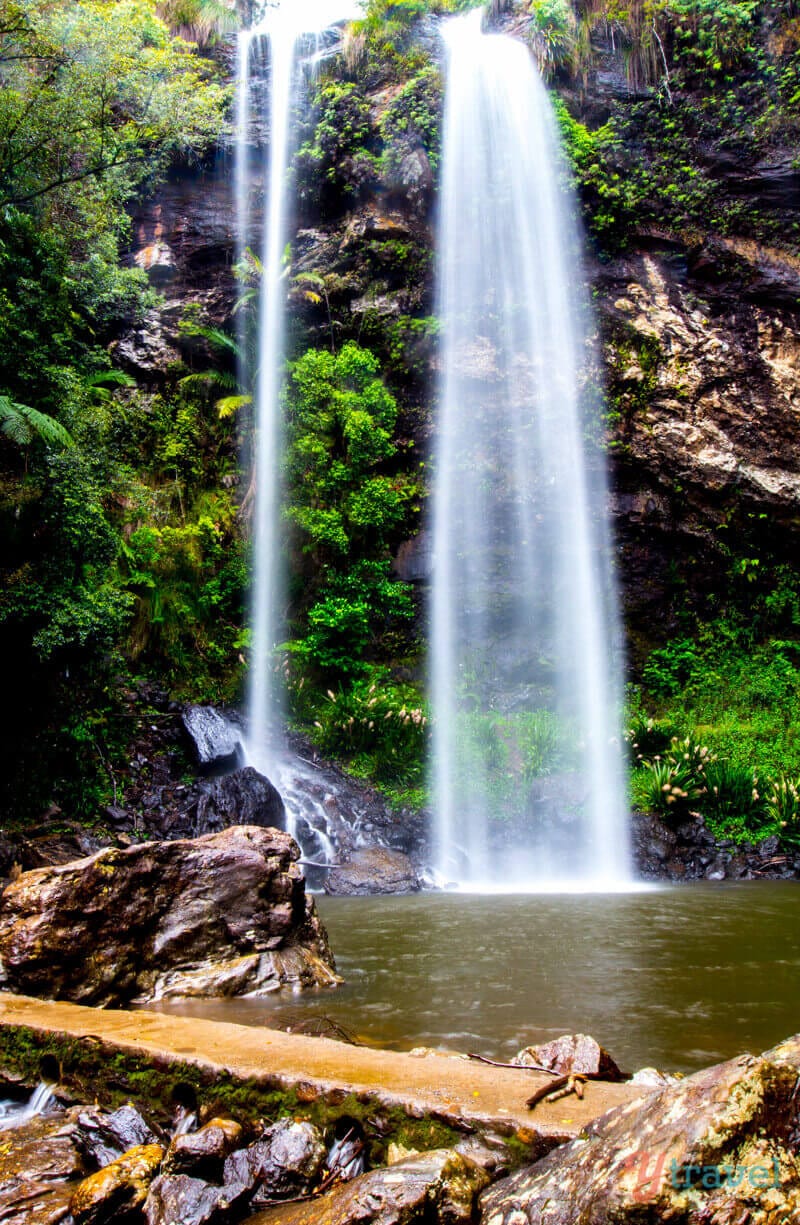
236 1 361 783
430 9 630 889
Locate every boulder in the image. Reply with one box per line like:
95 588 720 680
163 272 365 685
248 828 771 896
143 1173 251 1225
480 1045 800 1224
512 1033 623 1081
222 1119 326 1204
69 1143 164 1224
163 1118 244 1180
324 848 421 896
0 826 340 1005
181 706 243 772
247 1148 489 1225
75 1104 159 1168
193 768 285 836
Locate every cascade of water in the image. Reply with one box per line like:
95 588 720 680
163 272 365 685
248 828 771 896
0 1081 56 1131
238 1 362 789
430 9 629 890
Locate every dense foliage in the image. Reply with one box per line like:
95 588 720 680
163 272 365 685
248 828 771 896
4 0 800 850
0 0 229 819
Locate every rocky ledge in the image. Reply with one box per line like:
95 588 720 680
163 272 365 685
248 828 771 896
632 811 800 881
0 826 340 1005
2 1016 800 1224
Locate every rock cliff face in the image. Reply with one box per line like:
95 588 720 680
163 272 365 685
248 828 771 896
0 826 340 1004
600 238 800 656
121 25 800 662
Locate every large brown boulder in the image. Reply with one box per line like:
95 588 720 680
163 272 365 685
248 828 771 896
0 826 340 1005
480 1043 800 1224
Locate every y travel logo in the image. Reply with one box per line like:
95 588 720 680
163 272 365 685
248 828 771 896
622 1150 783 1203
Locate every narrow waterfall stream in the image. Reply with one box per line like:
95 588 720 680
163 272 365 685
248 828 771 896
0 1082 56 1131
431 9 629 888
238 1 361 795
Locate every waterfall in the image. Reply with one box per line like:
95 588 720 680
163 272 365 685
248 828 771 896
237 1 361 783
430 9 629 889
0 1081 55 1130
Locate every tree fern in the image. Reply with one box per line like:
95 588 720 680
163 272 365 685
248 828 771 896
0 395 73 449
178 321 242 357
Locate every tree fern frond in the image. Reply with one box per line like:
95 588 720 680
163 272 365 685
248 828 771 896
216 393 252 419
0 395 73 449
179 321 241 357
179 370 238 391
0 396 34 446
85 370 137 389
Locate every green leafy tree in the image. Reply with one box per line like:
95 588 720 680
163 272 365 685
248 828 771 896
285 342 416 677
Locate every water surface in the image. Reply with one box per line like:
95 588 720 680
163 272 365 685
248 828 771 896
151 884 800 1073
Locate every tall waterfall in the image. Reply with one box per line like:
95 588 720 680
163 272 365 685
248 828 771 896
430 10 629 889
237 1 360 777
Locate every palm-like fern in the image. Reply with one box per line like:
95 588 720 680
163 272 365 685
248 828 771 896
178 322 253 418
0 395 74 449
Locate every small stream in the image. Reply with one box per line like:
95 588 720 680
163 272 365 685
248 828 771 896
149 882 800 1074
0 1082 55 1130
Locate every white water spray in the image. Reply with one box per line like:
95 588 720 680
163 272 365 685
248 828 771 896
238 1 362 783
0 1081 56 1130
431 10 629 888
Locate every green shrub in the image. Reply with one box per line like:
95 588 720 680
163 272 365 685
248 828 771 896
766 778 800 849
702 758 768 841
624 714 676 764
292 667 428 787
633 735 713 822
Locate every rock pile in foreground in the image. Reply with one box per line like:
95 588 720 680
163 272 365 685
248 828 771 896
0 825 339 1004
2 1030 800 1223
482 1034 800 1225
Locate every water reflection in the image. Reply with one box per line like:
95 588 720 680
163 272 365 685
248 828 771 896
148 883 800 1072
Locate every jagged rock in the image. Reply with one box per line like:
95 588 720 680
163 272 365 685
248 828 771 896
69 1143 164 1224
192 768 285 836
181 706 243 771
324 848 421 896
111 309 182 375
247 1149 490 1225
598 242 800 654
0 826 340 1005
143 1173 251 1225
222 1119 326 1204
163 1119 244 1179
75 1104 159 1167
480 1044 800 1224
512 1034 623 1081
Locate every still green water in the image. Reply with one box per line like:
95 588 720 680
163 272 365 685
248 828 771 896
152 883 800 1073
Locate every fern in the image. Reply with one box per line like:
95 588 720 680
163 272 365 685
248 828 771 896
216 393 252 419
178 370 237 392
0 395 73 449
178 321 241 357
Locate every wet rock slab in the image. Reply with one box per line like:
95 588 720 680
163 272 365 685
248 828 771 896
0 826 339 1005
480 1042 800 1224
249 1149 490 1225
0 1107 86 1224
